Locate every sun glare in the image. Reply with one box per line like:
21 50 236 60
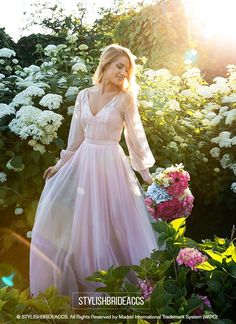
184 0 236 42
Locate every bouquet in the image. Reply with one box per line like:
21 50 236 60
144 163 194 222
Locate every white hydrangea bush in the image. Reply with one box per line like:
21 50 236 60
137 63 236 196
8 106 63 150
0 39 91 213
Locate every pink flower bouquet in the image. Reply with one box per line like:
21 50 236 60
144 163 194 222
176 247 208 272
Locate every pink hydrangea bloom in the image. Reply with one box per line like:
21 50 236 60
144 197 156 217
139 280 153 300
192 294 212 316
166 171 190 197
156 197 183 221
196 294 212 308
182 194 194 216
176 247 208 271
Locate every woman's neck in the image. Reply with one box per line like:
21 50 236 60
97 82 120 95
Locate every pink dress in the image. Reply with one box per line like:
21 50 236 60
29 86 161 302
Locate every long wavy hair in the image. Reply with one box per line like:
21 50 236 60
92 44 139 103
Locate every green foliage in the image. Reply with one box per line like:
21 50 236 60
0 286 76 323
114 0 190 75
82 217 236 322
16 34 66 68
0 28 16 51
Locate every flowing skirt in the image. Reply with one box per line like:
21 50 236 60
29 138 162 304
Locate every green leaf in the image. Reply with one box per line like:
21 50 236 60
157 232 168 246
0 300 8 311
207 279 222 293
54 137 65 149
137 320 150 324
195 261 216 271
10 156 23 168
30 150 41 164
158 306 177 316
25 164 40 177
152 293 174 309
19 288 30 302
222 242 236 263
170 217 186 232
185 297 202 314
177 270 186 287
153 221 176 237
112 266 130 279
202 249 223 263
227 265 236 278
214 236 226 245
174 237 197 247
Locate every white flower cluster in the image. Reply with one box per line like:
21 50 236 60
182 67 201 79
193 111 203 119
210 147 221 158
66 34 78 43
154 163 185 187
15 65 40 78
11 86 45 107
71 62 87 73
220 154 232 169
67 106 75 115
78 44 88 51
196 86 213 98
211 131 234 148
15 207 24 215
224 109 236 125
58 77 67 85
144 68 171 80
8 106 63 147
229 163 236 175
167 99 181 111
0 172 7 182
65 86 79 97
26 231 32 238
44 45 58 56
222 94 236 103
0 104 16 118
230 182 236 193
39 93 62 110
0 48 16 58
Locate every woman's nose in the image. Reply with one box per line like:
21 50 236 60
121 69 127 76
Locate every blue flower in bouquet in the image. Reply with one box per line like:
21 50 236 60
146 183 171 204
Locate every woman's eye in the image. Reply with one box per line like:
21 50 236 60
117 65 128 73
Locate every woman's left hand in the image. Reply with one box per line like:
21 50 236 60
146 177 153 185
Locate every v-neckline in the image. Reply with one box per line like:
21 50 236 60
86 87 120 118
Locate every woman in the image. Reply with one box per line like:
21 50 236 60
29 44 162 305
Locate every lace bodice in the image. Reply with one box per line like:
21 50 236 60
54 87 155 182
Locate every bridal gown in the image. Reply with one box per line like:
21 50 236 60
29 86 162 304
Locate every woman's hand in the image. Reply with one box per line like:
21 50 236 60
43 166 58 180
139 169 153 185
146 176 153 185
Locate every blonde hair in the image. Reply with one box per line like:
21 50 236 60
92 44 139 103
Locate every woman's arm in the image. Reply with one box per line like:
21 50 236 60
123 94 155 183
53 90 85 172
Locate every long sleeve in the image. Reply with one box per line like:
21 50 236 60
54 90 84 171
123 94 155 182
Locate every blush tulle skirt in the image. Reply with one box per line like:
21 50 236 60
29 138 162 302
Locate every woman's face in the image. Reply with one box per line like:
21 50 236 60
103 55 130 88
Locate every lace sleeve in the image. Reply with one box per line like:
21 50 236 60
123 94 155 182
54 90 84 171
